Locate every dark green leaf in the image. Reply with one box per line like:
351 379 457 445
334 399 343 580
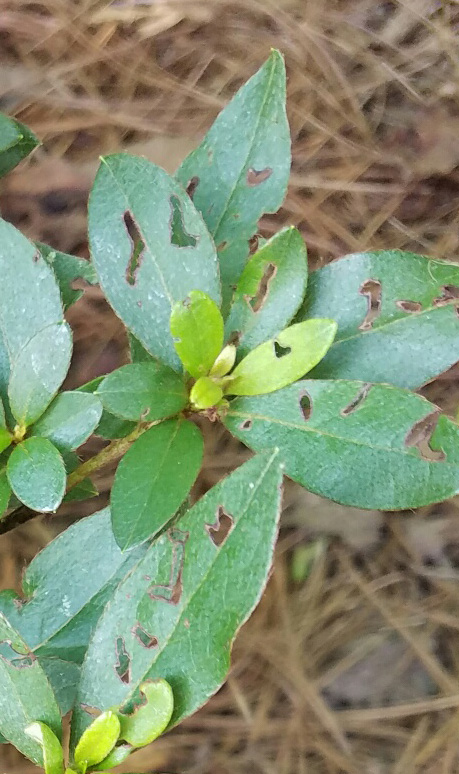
78 377 137 439
0 113 39 177
31 391 102 453
89 154 220 370
72 451 282 745
298 250 459 389
225 227 307 358
170 290 224 377
229 320 337 395
0 219 66 410
0 468 11 517
177 50 290 310
111 419 203 550
0 613 61 766
129 333 155 363
97 363 187 422
225 380 459 510
37 243 97 309
40 658 81 716
7 437 66 512
61 451 98 504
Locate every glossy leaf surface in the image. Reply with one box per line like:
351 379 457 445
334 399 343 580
31 391 102 453
170 291 224 378
7 437 66 512
97 363 187 421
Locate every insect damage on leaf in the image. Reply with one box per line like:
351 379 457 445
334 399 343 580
147 528 188 606
114 637 131 684
205 505 234 548
405 411 446 462
169 195 197 248
396 300 422 313
340 383 372 417
246 167 273 186
359 278 382 331
123 211 145 287
132 624 158 650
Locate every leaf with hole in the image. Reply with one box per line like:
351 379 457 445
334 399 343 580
225 380 459 510
298 250 459 389
117 679 173 747
71 451 282 746
229 319 337 396
0 219 66 411
170 291 224 378
225 227 307 358
7 437 66 513
0 113 39 178
37 243 98 309
89 154 220 371
0 508 147 713
8 322 73 426
97 363 187 422
111 419 203 550
31 392 103 453
0 613 61 767
177 50 290 312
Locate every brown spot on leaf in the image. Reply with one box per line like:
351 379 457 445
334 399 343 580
228 330 241 347
206 505 234 548
185 176 199 199
396 300 422 313
405 411 446 462
359 279 382 331
239 418 252 431
217 241 228 252
169 195 197 248
341 384 372 416
299 391 312 420
114 637 131 684
248 235 260 254
148 528 189 605
124 211 145 286
433 285 459 307
132 624 158 649
247 167 273 186
251 262 277 313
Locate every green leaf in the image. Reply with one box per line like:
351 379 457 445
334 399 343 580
0 613 61 766
0 468 11 517
111 419 203 550
8 322 72 426
71 451 282 745
61 451 98 504
94 743 132 770
129 333 155 363
170 290 224 378
225 380 459 510
89 154 221 370
77 378 137 440
225 227 307 358
7 437 66 512
229 319 337 396
97 363 187 422
25 722 64 774
0 509 148 712
190 376 223 410
74 711 120 770
0 113 39 177
117 679 173 747
31 392 103 453
0 219 66 411
37 243 98 310
298 250 459 389
177 50 290 311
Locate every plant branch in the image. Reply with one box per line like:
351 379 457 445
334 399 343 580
0 421 158 537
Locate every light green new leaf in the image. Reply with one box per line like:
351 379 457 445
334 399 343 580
97 363 187 421
225 227 307 358
0 614 61 766
25 722 64 774
0 509 148 714
111 419 203 550
177 50 290 311
7 437 66 512
31 391 103 453
71 452 282 746
170 290 224 378
74 711 120 770
8 322 73 426
89 154 220 370
229 320 337 396
298 250 459 389
117 679 173 747
37 243 98 309
225 380 459 510
0 113 39 177
0 219 66 409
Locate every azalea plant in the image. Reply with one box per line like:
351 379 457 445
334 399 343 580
0 50 459 773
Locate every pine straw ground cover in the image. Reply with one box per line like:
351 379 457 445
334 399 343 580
2 0 459 771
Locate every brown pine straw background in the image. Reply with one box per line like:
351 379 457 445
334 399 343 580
2 1 459 771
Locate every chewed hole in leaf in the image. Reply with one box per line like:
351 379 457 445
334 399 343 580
114 637 131 684
148 528 188 605
123 211 145 286
206 505 234 548
248 235 260 254
217 241 228 252
274 340 292 358
228 330 241 347
132 624 158 649
341 383 372 417
239 419 252 431
358 279 382 331
405 411 446 462
169 194 197 248
251 262 278 313
185 176 199 199
433 285 459 307
299 391 312 421
396 300 422 313
246 167 273 186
